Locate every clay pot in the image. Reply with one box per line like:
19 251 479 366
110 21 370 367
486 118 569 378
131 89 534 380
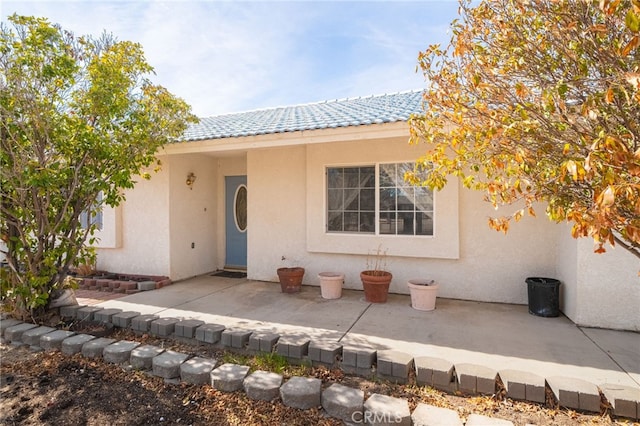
277 267 305 293
318 272 344 299
407 279 439 311
360 270 392 303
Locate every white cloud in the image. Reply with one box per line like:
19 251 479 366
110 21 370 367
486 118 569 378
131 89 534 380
2 1 459 116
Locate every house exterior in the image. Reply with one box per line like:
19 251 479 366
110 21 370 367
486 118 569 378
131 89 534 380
92 91 639 331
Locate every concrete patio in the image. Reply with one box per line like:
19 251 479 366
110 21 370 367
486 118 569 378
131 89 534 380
92 274 639 392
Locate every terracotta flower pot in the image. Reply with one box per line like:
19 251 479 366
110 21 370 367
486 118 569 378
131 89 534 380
408 279 439 311
277 267 305 293
360 270 392 303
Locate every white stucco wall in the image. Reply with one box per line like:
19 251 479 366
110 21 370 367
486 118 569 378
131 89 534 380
168 154 218 281
247 137 559 304
556 223 579 323
96 159 171 276
557 232 639 331
96 153 221 280
247 145 309 281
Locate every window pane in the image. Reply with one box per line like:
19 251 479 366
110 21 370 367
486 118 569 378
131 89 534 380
326 166 376 234
416 212 434 235
415 187 433 212
397 188 414 211
328 189 343 210
327 168 343 188
361 188 375 210
397 212 414 235
379 163 396 187
344 212 359 232
360 212 375 233
379 188 395 211
345 188 359 210
344 168 360 188
328 211 343 232
379 211 396 235
361 167 375 188
376 163 434 236
326 164 432 236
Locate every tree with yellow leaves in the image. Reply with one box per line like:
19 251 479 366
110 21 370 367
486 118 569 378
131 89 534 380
409 0 640 259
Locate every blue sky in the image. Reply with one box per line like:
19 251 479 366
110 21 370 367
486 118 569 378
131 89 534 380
2 1 461 117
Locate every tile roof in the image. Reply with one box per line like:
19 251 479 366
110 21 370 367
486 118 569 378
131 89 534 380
181 90 424 142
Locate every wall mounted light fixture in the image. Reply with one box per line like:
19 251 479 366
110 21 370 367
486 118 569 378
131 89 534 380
186 172 196 189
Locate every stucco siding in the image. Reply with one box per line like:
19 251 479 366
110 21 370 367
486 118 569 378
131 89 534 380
96 158 171 276
247 145 308 282
168 154 218 281
245 137 559 304
556 223 579 323
575 239 639 331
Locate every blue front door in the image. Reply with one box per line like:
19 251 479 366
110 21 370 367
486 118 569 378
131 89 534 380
225 176 247 269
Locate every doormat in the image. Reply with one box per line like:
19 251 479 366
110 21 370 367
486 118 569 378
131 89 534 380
211 270 247 279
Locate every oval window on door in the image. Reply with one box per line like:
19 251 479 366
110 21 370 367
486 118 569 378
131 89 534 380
234 185 247 232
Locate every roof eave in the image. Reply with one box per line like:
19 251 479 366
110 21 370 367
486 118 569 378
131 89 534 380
162 121 411 156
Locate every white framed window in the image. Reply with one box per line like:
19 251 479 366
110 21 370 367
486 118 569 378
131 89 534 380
80 192 103 230
326 162 433 236
307 140 459 260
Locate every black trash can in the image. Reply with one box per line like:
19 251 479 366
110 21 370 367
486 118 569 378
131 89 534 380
526 277 561 317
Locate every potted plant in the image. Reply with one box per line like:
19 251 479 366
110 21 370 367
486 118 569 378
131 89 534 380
318 272 344 299
407 279 439 311
277 256 305 293
360 246 392 303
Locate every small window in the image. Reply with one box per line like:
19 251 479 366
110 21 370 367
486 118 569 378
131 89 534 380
379 163 433 236
234 185 247 232
326 163 433 236
327 166 375 233
80 192 103 230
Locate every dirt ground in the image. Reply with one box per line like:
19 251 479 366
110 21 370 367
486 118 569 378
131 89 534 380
0 328 636 426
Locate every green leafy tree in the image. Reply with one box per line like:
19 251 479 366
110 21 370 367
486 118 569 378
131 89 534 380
408 0 640 259
0 15 197 318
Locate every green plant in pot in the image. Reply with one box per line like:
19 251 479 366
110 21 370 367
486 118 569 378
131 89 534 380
360 246 392 303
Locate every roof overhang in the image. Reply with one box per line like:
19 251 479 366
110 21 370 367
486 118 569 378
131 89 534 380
161 121 410 156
